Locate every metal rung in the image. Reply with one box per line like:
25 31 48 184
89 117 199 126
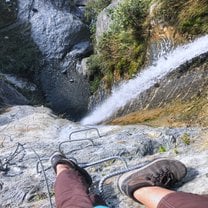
69 128 101 140
59 138 96 154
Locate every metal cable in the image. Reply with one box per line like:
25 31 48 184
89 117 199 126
59 138 95 153
80 156 128 169
30 147 53 208
1 127 149 208
98 162 148 200
0 142 26 172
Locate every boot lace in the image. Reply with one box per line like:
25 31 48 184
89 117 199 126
147 168 176 187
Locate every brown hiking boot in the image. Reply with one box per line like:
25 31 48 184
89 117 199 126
118 158 187 200
50 152 92 187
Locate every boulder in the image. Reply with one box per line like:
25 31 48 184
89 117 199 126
18 0 90 60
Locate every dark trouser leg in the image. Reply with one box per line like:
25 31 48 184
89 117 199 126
157 192 208 208
55 169 93 208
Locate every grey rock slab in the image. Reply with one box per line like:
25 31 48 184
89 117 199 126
0 106 207 207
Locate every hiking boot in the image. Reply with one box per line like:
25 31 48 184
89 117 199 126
118 158 187 200
50 152 92 187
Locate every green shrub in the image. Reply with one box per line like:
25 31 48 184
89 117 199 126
180 133 191 145
87 55 102 74
87 0 152 89
97 14 148 81
159 146 166 153
90 76 101 93
111 0 152 33
87 55 103 93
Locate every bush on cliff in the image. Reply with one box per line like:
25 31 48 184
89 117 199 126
157 0 208 36
87 0 151 89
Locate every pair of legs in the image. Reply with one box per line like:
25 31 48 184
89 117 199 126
51 153 208 208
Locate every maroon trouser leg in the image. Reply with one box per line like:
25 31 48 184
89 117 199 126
55 169 93 208
158 192 208 208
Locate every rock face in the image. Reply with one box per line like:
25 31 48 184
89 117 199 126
0 0 92 120
18 0 92 120
0 78 29 107
18 0 90 60
0 105 208 207
40 61 90 120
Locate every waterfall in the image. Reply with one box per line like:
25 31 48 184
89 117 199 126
81 35 208 125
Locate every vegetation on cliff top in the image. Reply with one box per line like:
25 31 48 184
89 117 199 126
86 0 151 91
157 0 208 36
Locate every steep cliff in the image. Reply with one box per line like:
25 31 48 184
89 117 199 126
84 0 208 125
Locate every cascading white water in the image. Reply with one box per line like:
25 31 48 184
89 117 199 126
81 35 208 125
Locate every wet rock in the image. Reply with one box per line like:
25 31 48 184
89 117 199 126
0 78 29 107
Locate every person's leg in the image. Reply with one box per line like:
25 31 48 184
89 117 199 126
134 186 208 208
118 158 208 208
118 158 187 206
157 191 208 208
51 152 94 208
118 158 187 202
51 152 107 208
55 164 93 208
133 186 174 208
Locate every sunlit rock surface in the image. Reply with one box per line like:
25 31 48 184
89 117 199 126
0 105 208 207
